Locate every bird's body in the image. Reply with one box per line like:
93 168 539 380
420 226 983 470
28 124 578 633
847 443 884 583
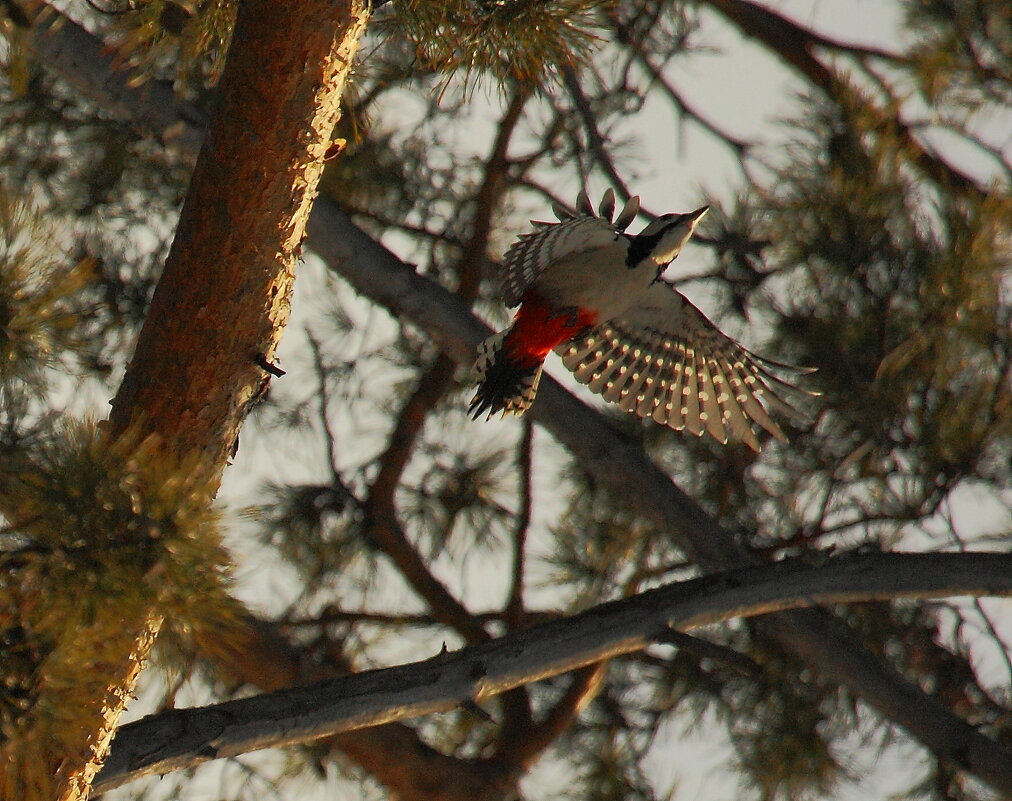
509 219 642 320
470 190 811 450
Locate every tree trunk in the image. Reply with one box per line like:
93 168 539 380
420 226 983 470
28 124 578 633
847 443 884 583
108 0 369 479
33 2 371 799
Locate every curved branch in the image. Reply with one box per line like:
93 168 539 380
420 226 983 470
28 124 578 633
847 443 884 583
364 353 487 643
501 661 608 768
96 552 1012 792
361 87 529 645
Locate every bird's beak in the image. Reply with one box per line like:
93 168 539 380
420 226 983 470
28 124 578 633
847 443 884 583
689 206 709 226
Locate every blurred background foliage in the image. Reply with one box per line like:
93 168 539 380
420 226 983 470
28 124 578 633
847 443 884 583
0 0 1010 799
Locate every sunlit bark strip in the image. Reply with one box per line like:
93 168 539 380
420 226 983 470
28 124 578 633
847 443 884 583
16 24 514 800
107 1 369 476
15 2 370 800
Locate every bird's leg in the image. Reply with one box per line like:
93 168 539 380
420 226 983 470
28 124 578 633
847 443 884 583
550 305 584 327
548 306 596 342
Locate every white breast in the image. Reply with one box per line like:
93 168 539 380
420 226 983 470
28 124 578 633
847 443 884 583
533 237 653 321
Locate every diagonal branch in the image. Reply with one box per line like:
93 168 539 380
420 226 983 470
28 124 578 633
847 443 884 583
560 65 634 201
192 612 515 801
95 552 1012 793
700 0 985 197
501 661 609 768
305 198 1012 798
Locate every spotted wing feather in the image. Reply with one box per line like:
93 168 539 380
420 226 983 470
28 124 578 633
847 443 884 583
501 191 643 307
557 281 812 450
501 216 624 307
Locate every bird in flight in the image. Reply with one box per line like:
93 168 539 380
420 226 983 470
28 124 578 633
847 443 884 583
470 189 813 451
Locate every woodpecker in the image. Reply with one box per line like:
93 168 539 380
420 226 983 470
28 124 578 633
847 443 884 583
469 189 812 451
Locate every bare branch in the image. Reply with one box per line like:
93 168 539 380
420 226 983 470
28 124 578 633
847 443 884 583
701 0 987 197
281 607 558 629
505 419 533 627
359 88 530 645
96 552 1012 793
307 164 1012 800
306 331 341 481
503 661 609 768
560 65 634 201
608 16 752 159
364 354 487 642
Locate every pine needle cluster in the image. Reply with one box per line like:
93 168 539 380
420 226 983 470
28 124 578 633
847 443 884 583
0 187 91 391
394 0 607 88
0 421 233 801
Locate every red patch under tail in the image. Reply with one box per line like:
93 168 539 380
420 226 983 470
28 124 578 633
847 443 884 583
505 292 598 366
470 293 597 419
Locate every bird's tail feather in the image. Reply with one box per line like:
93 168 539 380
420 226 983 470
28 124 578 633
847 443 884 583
470 331 544 419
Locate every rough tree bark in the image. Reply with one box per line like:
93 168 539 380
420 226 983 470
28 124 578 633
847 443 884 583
107 0 369 475
14 2 371 799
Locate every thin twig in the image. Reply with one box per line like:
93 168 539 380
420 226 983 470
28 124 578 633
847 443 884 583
306 330 340 482
505 419 534 628
561 65 634 202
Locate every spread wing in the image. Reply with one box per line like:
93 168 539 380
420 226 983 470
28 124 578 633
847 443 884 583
501 216 623 307
501 190 641 307
556 281 813 451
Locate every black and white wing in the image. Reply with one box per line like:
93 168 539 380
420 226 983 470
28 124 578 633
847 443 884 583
501 190 642 307
502 217 620 307
556 281 813 451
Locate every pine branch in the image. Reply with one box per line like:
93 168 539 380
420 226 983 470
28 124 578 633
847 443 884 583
307 206 1012 796
701 0 987 197
502 661 609 768
505 419 533 627
560 65 634 201
197 612 513 801
360 90 529 644
94 552 1012 792
364 354 486 642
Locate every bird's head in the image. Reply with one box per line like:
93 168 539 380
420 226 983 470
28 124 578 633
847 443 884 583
636 205 709 267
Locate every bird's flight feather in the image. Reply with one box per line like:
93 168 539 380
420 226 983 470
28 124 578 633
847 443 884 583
501 191 642 307
557 281 811 450
483 189 815 449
